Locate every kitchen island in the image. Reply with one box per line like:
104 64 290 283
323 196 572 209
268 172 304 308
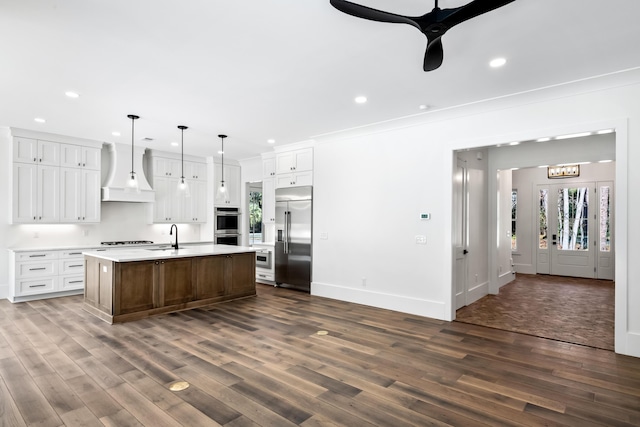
83 245 257 324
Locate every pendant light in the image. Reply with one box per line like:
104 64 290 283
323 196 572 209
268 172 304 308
125 114 140 193
177 125 190 197
216 134 228 202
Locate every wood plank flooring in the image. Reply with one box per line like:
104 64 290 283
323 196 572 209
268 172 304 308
455 274 615 350
1 284 639 426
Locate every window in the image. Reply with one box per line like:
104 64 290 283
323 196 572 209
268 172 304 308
539 189 548 249
249 190 263 245
556 187 589 251
600 186 611 252
511 189 517 250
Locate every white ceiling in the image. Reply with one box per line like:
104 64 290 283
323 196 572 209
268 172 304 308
2 0 640 160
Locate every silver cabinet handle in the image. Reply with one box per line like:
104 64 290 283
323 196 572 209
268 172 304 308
30 284 47 288
69 264 83 268
29 254 46 257
29 267 47 271
69 280 83 284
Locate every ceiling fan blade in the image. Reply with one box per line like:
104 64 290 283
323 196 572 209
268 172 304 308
330 0 421 30
440 0 516 28
423 37 444 71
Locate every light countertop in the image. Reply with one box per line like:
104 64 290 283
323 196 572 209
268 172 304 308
9 241 214 252
82 244 257 262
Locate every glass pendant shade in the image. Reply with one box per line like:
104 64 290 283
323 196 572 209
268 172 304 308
177 125 190 197
124 114 141 193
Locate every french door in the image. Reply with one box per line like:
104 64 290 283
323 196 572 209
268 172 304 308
536 182 614 279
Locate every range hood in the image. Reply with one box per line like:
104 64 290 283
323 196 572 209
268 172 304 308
101 142 155 202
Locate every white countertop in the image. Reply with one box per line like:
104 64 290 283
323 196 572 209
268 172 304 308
8 241 214 252
82 244 257 262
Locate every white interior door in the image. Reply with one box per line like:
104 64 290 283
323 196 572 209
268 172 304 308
536 182 613 279
454 159 468 309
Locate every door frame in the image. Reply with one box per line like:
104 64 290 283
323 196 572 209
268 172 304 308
450 118 628 355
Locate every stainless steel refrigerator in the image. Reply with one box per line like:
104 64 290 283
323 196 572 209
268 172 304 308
275 186 312 292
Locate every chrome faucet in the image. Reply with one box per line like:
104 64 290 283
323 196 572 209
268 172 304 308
169 224 179 250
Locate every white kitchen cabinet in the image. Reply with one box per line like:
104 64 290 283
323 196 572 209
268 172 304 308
13 137 60 166
185 161 207 180
60 168 101 223
60 144 100 170
9 249 87 302
276 148 313 175
153 177 181 222
262 177 276 224
183 180 208 222
263 154 276 178
12 162 60 223
275 170 313 188
154 157 182 178
214 163 241 206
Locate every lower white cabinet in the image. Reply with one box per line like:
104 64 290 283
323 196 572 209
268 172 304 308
9 249 85 302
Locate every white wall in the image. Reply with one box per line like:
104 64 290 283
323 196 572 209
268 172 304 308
311 69 640 357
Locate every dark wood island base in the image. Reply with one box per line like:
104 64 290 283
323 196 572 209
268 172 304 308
84 251 256 324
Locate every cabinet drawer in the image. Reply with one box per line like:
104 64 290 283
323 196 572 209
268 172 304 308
17 277 57 296
60 250 85 258
59 259 85 275
61 275 84 290
17 260 58 278
256 272 274 282
16 251 58 261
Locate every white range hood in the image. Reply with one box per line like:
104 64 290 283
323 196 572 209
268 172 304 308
101 142 155 203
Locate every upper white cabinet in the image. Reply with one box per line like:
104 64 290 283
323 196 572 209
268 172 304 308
14 137 60 166
11 134 102 224
262 177 275 224
214 163 241 207
276 148 313 175
262 154 276 178
273 147 313 189
60 144 100 170
148 151 208 223
13 163 60 223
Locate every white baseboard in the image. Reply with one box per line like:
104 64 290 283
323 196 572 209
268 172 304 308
0 284 8 300
467 281 489 305
497 270 516 290
514 264 536 275
619 330 640 358
311 281 447 320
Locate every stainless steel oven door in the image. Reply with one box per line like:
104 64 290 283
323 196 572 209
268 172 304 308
215 234 240 245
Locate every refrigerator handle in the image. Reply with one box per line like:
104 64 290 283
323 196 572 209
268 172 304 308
284 211 289 254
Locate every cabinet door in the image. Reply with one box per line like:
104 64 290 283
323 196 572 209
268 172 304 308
262 177 275 223
186 162 207 180
12 162 38 223
38 165 60 222
263 156 276 178
194 256 227 299
214 163 241 206
82 147 101 170
115 261 156 315
187 180 207 223
229 253 256 295
59 167 82 222
154 157 181 178
294 148 313 172
276 151 295 175
153 177 177 222
13 137 38 163
60 144 83 168
82 169 101 222
38 140 60 166
159 258 194 306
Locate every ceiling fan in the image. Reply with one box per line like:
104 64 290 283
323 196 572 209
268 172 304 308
330 0 517 71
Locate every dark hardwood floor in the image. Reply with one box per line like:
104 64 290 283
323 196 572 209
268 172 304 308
456 274 615 351
1 284 639 426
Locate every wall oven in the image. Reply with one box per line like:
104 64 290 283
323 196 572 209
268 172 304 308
214 207 240 245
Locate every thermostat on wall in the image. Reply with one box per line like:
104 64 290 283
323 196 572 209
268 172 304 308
420 213 431 220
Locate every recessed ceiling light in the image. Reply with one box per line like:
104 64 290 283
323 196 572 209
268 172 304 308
34 117 46 123
599 159 613 163
355 96 367 104
419 104 431 110
509 141 520 146
536 137 551 142
65 91 80 98
218 150 224 154
171 142 179 147
112 131 121 137
267 139 275 144
538 165 549 168
489 57 507 68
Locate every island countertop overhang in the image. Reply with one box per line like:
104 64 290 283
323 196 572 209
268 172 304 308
83 244 258 262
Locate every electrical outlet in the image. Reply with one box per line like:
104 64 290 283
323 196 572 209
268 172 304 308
361 277 366 287
415 235 427 244
33 232 39 238
320 232 329 240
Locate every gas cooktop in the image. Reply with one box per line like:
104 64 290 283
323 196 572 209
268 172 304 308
100 240 154 246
